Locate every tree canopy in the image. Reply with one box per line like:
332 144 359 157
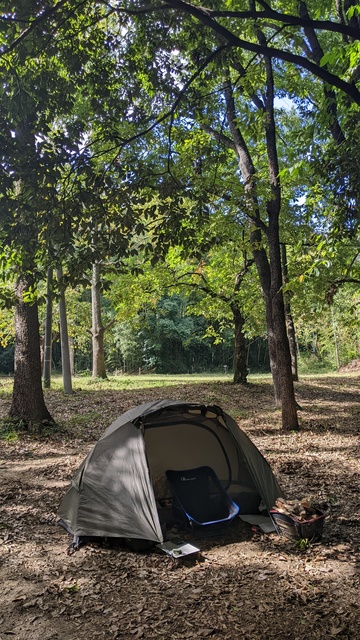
0 0 359 429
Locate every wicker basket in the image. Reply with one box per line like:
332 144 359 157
270 508 325 541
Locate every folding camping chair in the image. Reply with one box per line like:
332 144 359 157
166 466 240 534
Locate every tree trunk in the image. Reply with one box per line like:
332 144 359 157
285 304 298 382
250 227 282 403
43 268 53 388
10 275 53 426
269 253 299 429
262 47 298 429
281 243 298 381
331 306 341 369
221 73 281 402
9 116 53 426
57 266 73 394
69 336 75 376
222 52 298 429
266 178 299 428
91 262 107 379
232 304 248 384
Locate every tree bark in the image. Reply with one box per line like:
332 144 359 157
57 266 73 394
69 336 75 376
91 262 108 379
43 268 53 388
281 243 298 381
262 48 299 430
10 275 53 425
232 303 248 384
222 53 298 428
9 116 53 426
250 227 281 403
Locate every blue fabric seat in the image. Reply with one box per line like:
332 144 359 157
166 466 240 531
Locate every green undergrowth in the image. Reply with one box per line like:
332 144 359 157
0 416 66 441
0 418 26 442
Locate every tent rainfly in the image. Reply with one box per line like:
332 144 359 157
58 400 283 546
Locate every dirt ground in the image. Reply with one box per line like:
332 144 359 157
0 374 359 640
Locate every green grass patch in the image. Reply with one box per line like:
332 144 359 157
73 372 234 390
0 418 27 442
46 371 274 392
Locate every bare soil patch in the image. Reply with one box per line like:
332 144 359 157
0 375 359 640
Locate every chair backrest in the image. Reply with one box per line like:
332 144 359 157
166 466 233 524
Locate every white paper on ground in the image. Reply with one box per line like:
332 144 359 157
239 514 276 533
156 540 200 558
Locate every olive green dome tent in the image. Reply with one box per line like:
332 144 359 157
58 400 282 547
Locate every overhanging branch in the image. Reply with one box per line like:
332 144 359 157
107 1 359 39
162 0 360 106
0 0 75 56
207 9 360 40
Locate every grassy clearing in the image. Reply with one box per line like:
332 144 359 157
0 371 273 395
0 373 236 396
2 368 356 400
1 369 355 418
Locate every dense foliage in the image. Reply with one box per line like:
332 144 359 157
0 1 359 427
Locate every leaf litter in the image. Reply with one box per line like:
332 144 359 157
0 374 359 639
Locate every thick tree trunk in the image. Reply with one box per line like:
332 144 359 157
232 304 248 384
10 275 53 426
269 254 299 428
252 226 296 425
266 188 298 426
9 116 54 426
91 262 107 379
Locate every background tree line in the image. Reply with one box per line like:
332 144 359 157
0 275 357 377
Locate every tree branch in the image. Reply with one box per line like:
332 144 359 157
104 317 117 331
108 44 229 162
175 272 231 304
200 123 235 151
107 1 359 39
206 9 360 40
0 0 71 56
162 0 360 106
299 1 345 145
229 57 265 110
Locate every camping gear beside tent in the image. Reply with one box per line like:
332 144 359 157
58 400 283 549
166 466 240 532
270 497 325 541
270 508 325 541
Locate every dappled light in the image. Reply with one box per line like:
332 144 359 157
1 374 359 639
1 0 359 634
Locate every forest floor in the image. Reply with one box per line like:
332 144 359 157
0 373 359 640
